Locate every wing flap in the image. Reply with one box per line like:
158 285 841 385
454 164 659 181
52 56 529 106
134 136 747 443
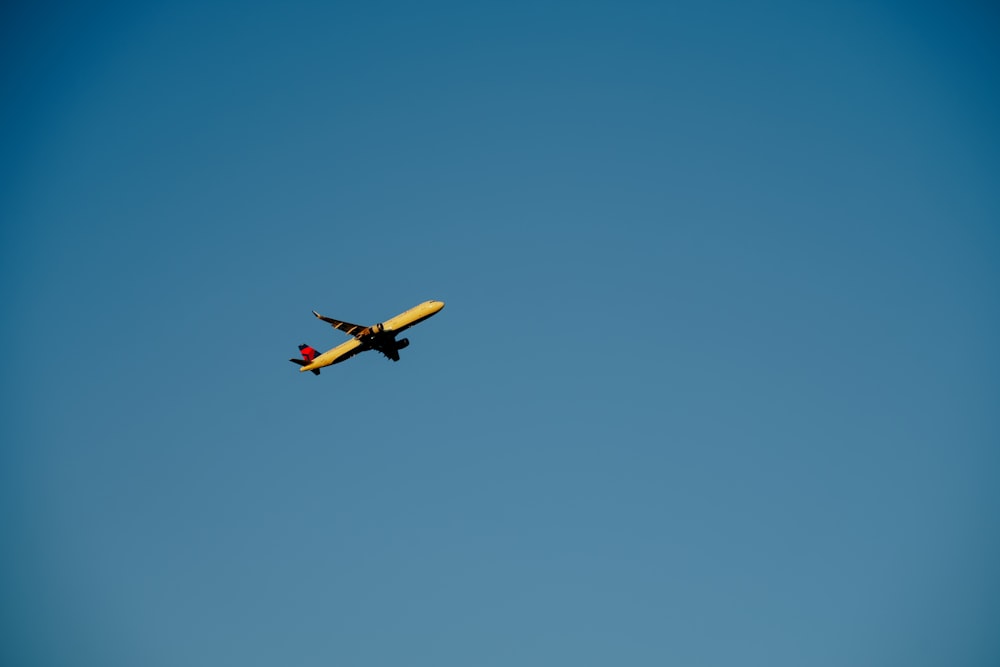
312 310 369 337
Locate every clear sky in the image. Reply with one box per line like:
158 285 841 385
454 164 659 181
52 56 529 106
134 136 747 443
2 1 998 665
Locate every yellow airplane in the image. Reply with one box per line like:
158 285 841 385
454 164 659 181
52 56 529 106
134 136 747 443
290 300 445 375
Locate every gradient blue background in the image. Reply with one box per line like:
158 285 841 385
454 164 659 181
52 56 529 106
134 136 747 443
2 1 998 665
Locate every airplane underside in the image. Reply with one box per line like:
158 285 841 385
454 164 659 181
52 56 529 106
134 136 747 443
365 332 410 362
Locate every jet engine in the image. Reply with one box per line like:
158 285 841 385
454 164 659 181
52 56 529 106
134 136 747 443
396 338 410 350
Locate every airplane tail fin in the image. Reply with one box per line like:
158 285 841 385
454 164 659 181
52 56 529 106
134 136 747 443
290 344 321 375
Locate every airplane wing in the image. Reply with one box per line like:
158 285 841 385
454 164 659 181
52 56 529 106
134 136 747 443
312 310 369 337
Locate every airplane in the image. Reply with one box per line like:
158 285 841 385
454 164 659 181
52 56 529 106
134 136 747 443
290 300 445 375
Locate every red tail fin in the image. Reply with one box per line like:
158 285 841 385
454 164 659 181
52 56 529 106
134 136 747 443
289 344 321 375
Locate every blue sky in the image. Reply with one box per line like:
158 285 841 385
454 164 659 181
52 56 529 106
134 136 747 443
2 1 998 665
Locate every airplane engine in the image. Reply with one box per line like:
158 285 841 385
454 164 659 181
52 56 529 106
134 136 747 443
396 338 410 350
